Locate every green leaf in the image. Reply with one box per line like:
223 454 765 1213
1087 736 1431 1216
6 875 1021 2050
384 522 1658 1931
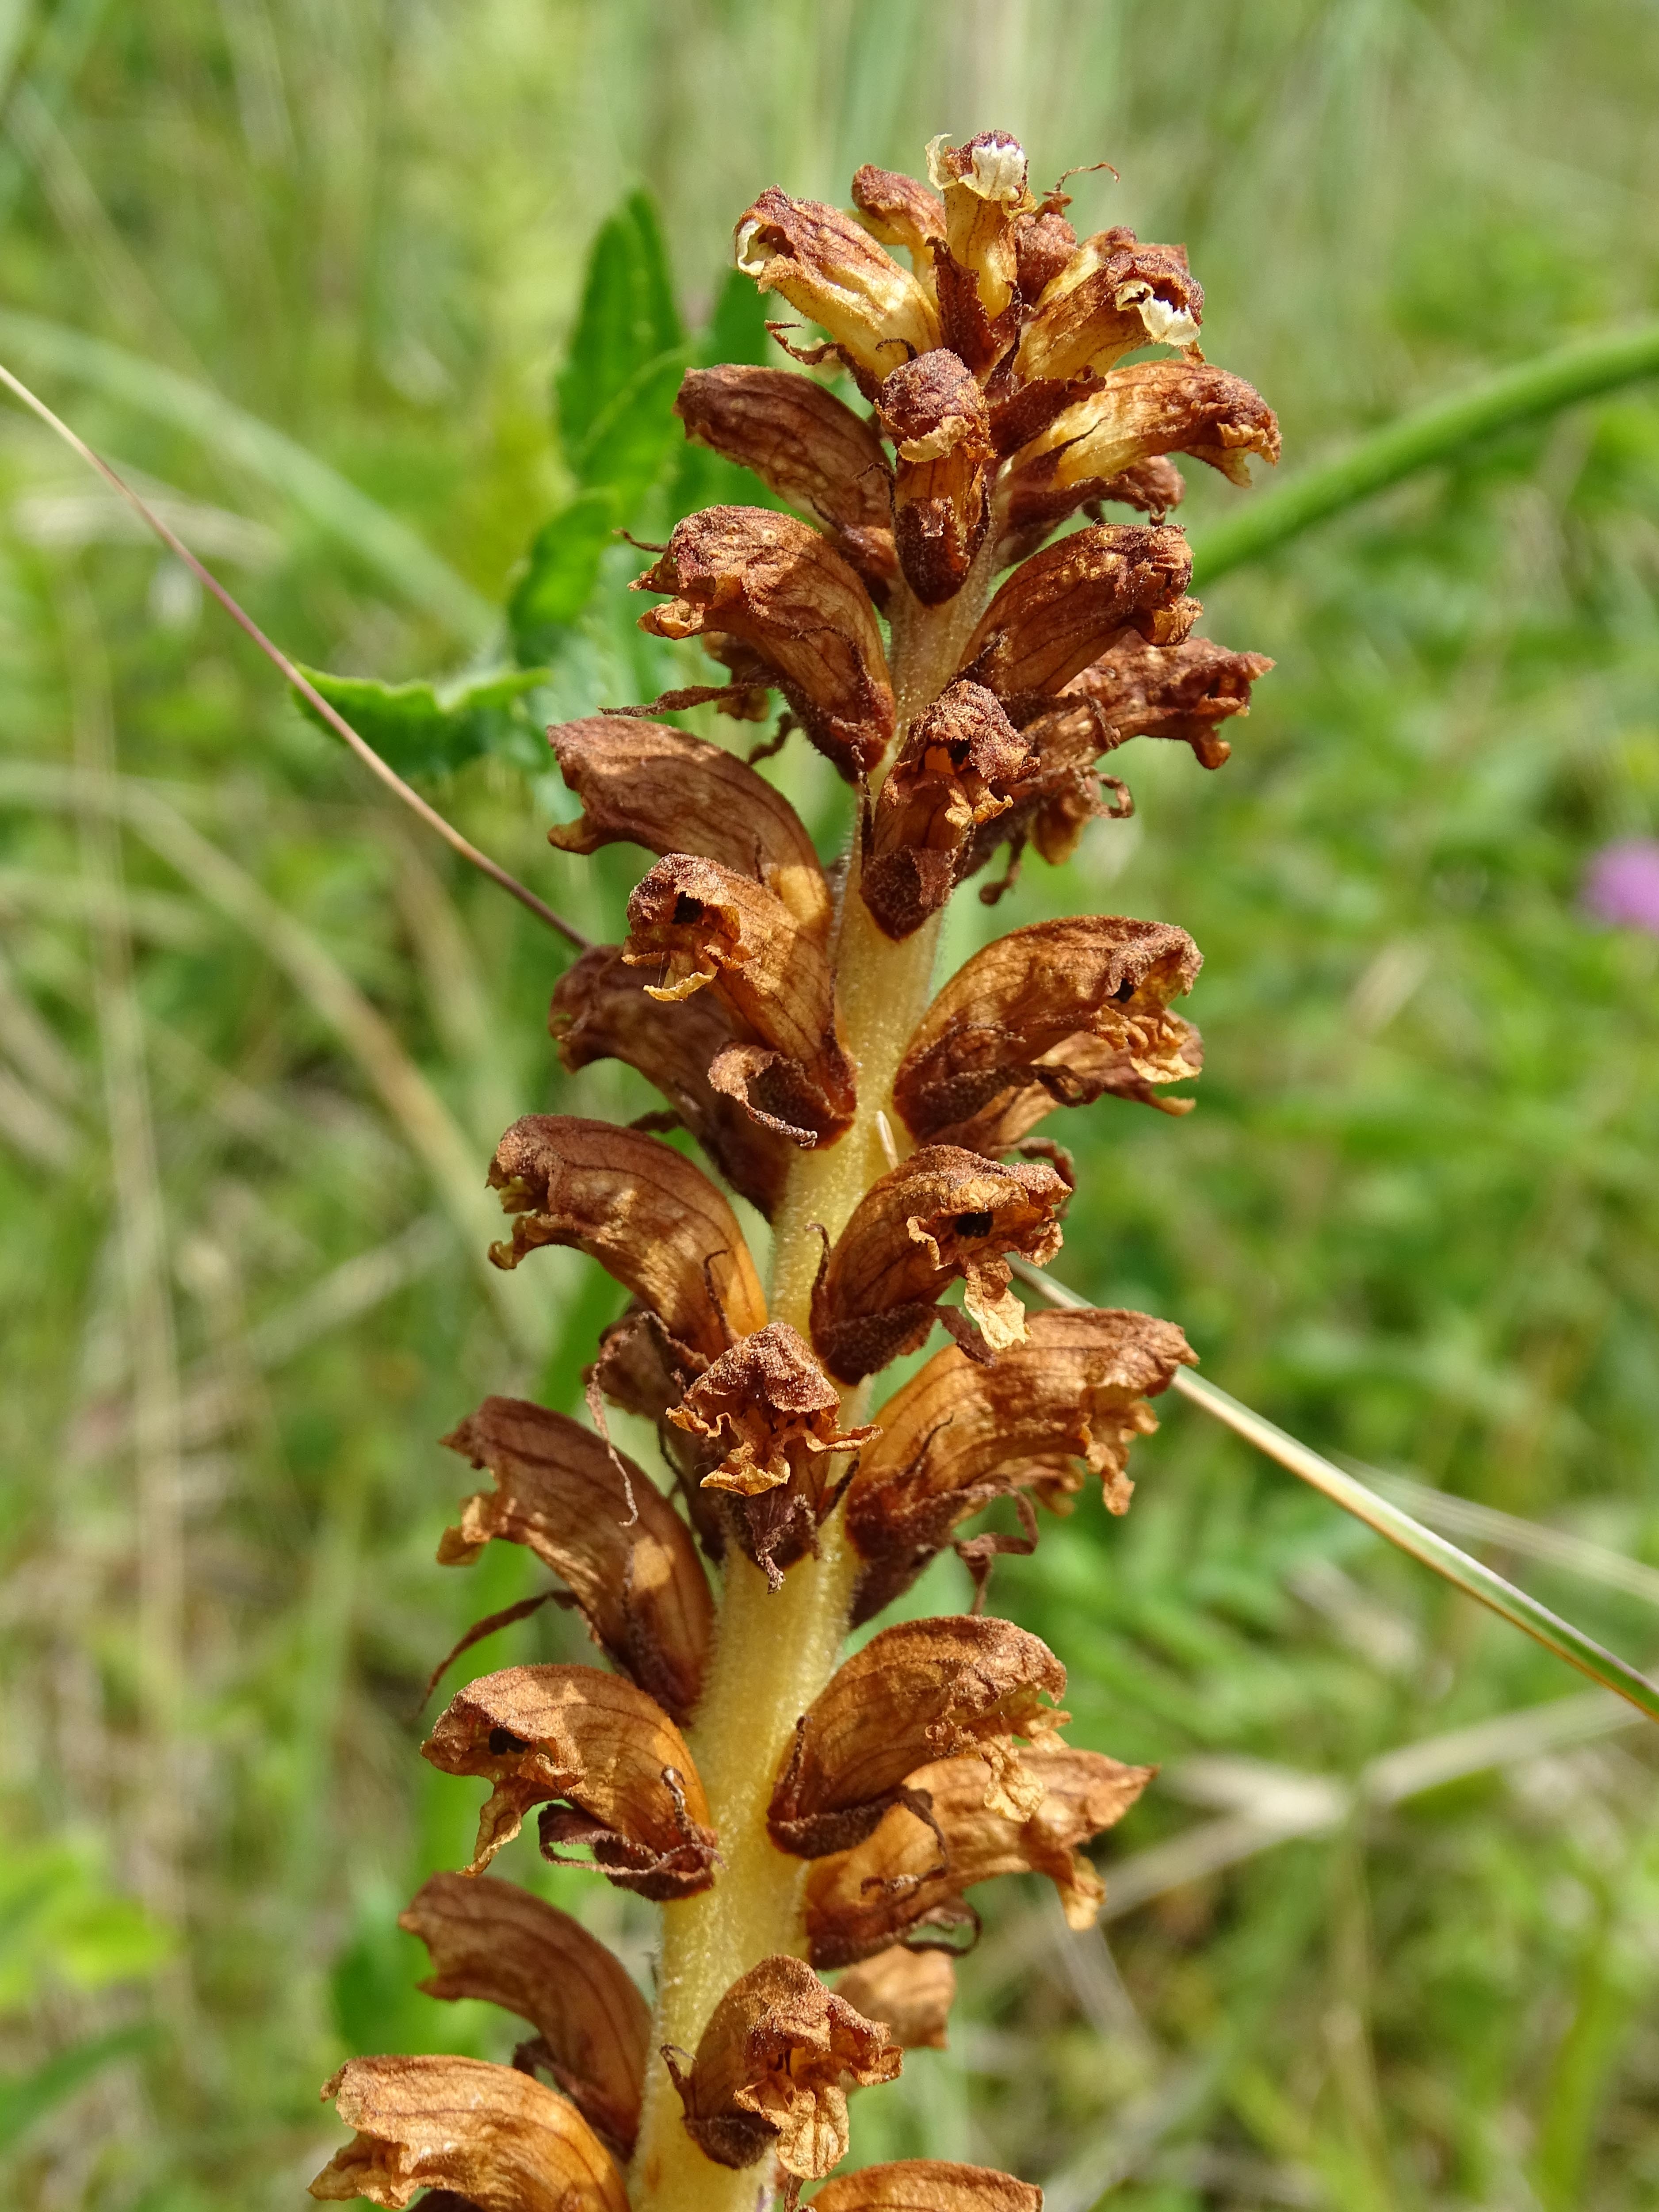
570 342 689 510
507 488 619 664
0 2028 147 2153
671 263 795 520
555 189 682 468
294 665 548 780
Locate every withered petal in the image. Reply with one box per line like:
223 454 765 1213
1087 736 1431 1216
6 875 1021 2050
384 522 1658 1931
846 1308 1197 1619
851 164 947 267
736 187 941 395
421 1663 717 1898
439 1396 713 1726
669 1321 875 1497
550 946 793 1219
892 917 1203 1152
769 1614 1069 1857
878 351 995 604
860 681 1031 939
810 2159 1042 2212
547 715 831 939
486 1115 767 1363
398 1872 649 2155
835 1945 956 2051
1059 631 1275 768
810 1143 1069 1384
805 1745 1153 1967
1015 233 1204 386
675 365 896 600
924 132 1034 370
308 2055 628 2212
958 523 1196 703
666 1953 899 2177
634 505 895 781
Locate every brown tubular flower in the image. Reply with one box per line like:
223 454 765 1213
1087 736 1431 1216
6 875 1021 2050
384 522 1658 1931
810 1144 1068 1384
924 132 1035 374
892 917 1205 1153
549 946 793 1219
958 522 1197 708
811 2161 1042 2212
860 681 1032 940
768 1615 1068 1857
421 1664 718 1896
674 367 897 604
309 2055 629 2211
835 1946 956 2051
438 1397 713 1726
664 1954 900 2177
735 187 941 397
851 164 946 275
804 1746 1153 1968
547 715 832 940
398 1872 649 2155
1052 630 1276 770
485 1115 767 1362
845 1309 1198 1621
877 351 995 605
633 506 895 780
623 854 855 1144
1013 230 1204 387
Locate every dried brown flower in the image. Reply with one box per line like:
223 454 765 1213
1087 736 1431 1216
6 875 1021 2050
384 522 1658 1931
735 188 941 396
1013 231 1204 386
421 1663 718 1897
768 1615 1068 1857
623 854 855 1144
859 681 1031 939
877 351 995 604
665 1953 900 2176
398 1872 649 2155
486 1115 767 1362
1012 206 1080 303
674 365 897 602
549 945 793 1218
851 164 946 270
438 1397 713 1726
633 506 895 779
835 1946 956 2051
547 715 831 940
924 132 1034 372
309 2055 628 2211
810 1144 1068 1383
892 917 1204 1151
804 1745 1153 1967
845 1308 1198 1619
811 2161 1042 2212
958 522 1196 707
1052 630 1276 770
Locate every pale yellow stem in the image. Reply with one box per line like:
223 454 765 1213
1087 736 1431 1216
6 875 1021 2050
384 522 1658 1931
629 556 1001 2212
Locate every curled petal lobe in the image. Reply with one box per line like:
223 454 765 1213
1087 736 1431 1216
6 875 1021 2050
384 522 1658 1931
959 523 1196 705
1015 233 1204 385
398 1872 649 2155
893 917 1203 1152
623 855 855 1142
735 187 941 394
860 681 1032 939
547 715 831 939
421 1664 717 1898
549 946 792 1219
487 1115 766 1362
836 1946 956 2051
666 1953 899 2176
846 1308 1197 1619
634 505 895 780
805 1746 1153 1967
768 1615 1069 1857
878 351 995 604
675 366 897 601
669 1321 874 1497
308 2055 628 2212
439 1396 713 1725
810 1144 1068 1384
811 2160 1042 2212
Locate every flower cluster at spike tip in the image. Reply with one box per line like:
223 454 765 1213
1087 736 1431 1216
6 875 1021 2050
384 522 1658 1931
308 130 1277 2212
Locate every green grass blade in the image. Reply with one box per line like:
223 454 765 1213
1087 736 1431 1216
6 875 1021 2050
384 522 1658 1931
1012 1263 1659 1725
1191 321 1659 584
0 309 496 638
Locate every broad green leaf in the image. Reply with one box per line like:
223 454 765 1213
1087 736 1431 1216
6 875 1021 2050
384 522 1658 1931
671 263 796 520
570 342 690 510
555 189 682 466
294 665 548 779
507 487 619 665
0 2029 147 2152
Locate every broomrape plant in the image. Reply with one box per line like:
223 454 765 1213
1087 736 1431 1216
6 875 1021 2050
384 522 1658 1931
302 129 1279 2212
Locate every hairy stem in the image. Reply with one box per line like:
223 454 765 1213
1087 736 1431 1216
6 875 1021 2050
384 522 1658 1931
629 562 1000 2212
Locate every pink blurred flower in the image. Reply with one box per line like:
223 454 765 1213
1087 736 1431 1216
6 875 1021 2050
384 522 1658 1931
1582 839 1659 935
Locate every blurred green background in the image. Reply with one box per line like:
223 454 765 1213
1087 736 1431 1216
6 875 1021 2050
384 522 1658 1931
4 2 1659 2206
